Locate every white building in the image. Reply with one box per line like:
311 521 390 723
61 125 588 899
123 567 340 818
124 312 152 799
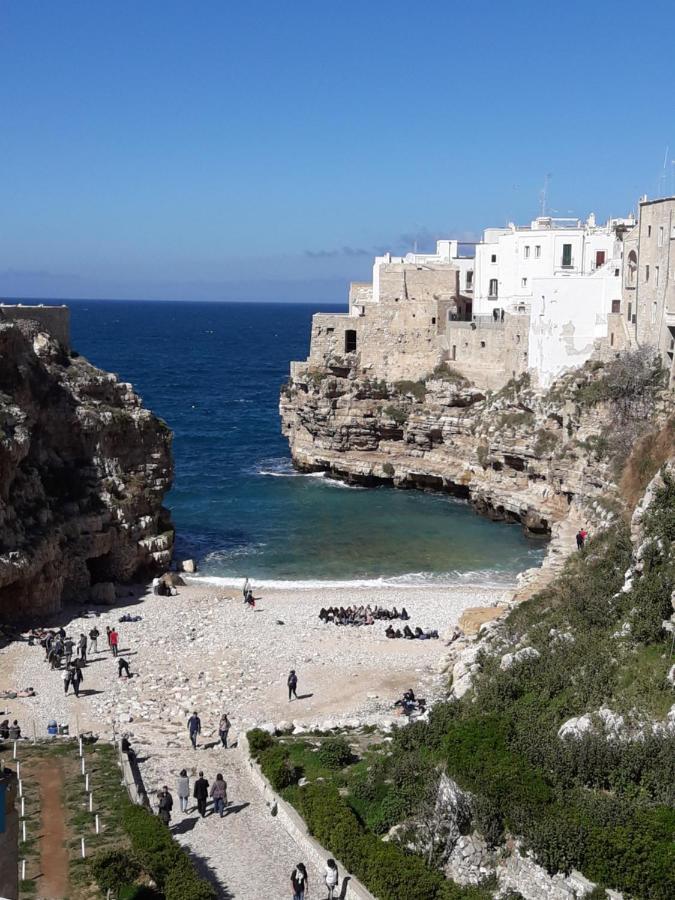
472 214 634 318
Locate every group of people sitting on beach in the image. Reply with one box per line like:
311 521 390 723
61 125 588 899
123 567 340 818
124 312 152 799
385 624 439 640
394 688 427 716
318 605 410 627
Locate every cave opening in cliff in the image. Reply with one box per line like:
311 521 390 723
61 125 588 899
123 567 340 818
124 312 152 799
86 552 114 583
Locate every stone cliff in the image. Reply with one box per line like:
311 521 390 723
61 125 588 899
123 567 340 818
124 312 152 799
0 318 174 619
281 351 672 567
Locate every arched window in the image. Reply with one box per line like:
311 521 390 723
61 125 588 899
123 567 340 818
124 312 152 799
626 250 638 286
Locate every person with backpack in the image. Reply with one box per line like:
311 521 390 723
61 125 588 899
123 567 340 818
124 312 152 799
187 711 201 749
177 769 190 813
210 773 228 817
324 859 339 899
193 771 209 817
291 862 309 900
287 669 298 701
89 626 100 654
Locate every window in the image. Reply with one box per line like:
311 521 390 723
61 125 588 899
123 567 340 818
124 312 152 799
451 345 456 361
521 277 527 288
658 226 664 247
344 329 357 353
610 333 614 347
491 254 497 263
562 243 573 267
655 266 660 287
651 302 657 324
515 334 521 344
326 327 334 334
431 316 436 325
627 250 637 285
535 245 541 258
488 278 498 297
614 268 620 276
524 245 530 258
611 299 621 314
595 250 606 268
627 302 632 321
466 270 474 287
480 341 486 348
645 265 650 282
648 225 652 237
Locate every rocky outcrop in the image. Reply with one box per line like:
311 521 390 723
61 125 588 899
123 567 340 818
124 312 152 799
281 363 631 538
0 319 174 619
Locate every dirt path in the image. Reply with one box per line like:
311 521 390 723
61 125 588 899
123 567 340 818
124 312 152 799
35 758 69 899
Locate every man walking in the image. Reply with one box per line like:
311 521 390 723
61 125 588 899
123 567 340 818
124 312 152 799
187 711 201 749
89 626 100 654
70 663 84 697
64 636 74 666
193 771 209 817
109 628 119 657
78 633 88 663
287 669 298 702
157 786 173 826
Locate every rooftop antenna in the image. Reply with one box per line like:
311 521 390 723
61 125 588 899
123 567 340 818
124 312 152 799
540 173 552 217
659 146 669 198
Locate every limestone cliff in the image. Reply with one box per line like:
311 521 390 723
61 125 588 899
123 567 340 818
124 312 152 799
0 319 174 619
281 351 672 550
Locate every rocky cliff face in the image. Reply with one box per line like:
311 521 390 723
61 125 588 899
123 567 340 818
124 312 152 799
0 319 174 619
281 353 670 544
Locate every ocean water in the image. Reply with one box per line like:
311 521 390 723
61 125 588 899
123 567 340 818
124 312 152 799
60 300 544 586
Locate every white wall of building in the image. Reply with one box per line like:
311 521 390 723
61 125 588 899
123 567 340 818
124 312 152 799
528 269 622 387
371 241 474 302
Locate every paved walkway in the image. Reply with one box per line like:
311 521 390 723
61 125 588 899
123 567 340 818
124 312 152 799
138 741 323 900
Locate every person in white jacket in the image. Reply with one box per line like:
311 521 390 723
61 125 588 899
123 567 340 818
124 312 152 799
324 858 338 899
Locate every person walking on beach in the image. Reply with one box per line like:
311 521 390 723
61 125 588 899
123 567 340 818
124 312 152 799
287 669 298 702
157 786 173 826
78 633 88 663
63 666 72 695
70 663 84 697
291 863 309 900
210 773 228 817
324 859 339 899
106 625 112 649
109 628 119 657
218 713 231 748
188 711 201 749
89 626 100 654
63 636 74 666
177 769 190 813
243 576 250 600
118 657 131 678
193 771 209 817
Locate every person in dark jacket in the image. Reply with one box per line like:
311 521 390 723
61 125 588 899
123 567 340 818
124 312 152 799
291 862 309 900
118 657 131 678
287 669 298 701
70 663 84 697
78 633 87 662
187 711 201 749
193 771 209 817
157 786 173 825
89 627 100 654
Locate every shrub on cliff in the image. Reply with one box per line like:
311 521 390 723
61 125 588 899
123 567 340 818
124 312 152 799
383 405 408 425
316 736 353 769
247 727 274 758
259 744 301 791
393 379 427 401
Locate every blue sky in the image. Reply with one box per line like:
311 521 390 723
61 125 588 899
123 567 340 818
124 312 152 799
1 0 674 302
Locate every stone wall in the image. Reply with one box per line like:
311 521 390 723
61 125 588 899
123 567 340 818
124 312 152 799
0 304 70 349
445 313 529 389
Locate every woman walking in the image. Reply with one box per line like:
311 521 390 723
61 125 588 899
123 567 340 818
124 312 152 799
290 862 309 900
210 773 228 817
218 713 231 748
324 859 338 899
177 769 190 813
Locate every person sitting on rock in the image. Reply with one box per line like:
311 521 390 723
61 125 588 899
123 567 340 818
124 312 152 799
403 625 415 639
385 625 396 638
400 607 410 620
0 719 9 739
8 720 21 740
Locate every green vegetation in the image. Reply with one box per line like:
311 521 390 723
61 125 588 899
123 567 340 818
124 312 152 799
393 379 427 401
249 470 675 900
382 461 395 477
431 364 470 385
496 410 534 429
495 372 531 400
383 405 409 426
533 428 560 457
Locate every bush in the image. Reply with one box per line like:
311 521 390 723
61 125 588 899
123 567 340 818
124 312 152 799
393 379 427 401
247 727 274 758
383 405 408 425
260 745 301 791
90 849 140 892
316 737 353 769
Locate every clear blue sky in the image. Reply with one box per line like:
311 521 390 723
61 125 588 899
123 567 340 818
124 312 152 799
1 0 674 302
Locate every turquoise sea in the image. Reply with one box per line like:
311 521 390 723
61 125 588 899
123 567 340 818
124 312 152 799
62 300 544 587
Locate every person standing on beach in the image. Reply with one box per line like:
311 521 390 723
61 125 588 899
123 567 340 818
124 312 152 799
243 576 250 600
291 863 309 900
64 636 74 666
287 669 298 701
188 711 201 749
78 633 88 663
106 625 112 649
89 626 100 654
109 628 119 657
218 713 231 748
177 769 190 813
210 773 228 817
193 771 209 817
70 663 84 697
